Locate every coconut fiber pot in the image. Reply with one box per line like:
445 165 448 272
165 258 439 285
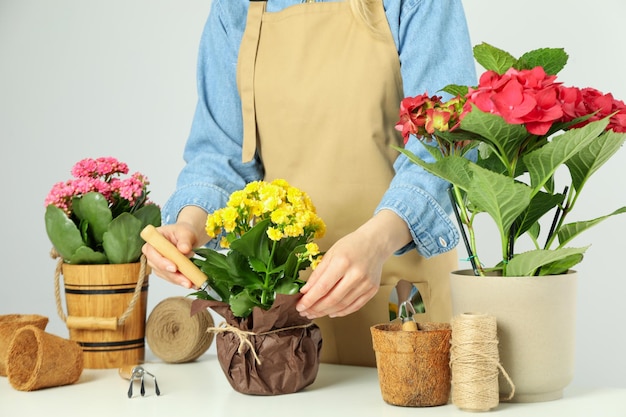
371 321 452 407
6 325 83 391
0 314 49 376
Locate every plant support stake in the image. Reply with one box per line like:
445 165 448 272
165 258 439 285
448 187 479 276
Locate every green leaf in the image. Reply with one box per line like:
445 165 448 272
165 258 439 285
44 205 87 261
195 249 263 293
473 42 517 74
565 129 626 192
459 107 530 165
229 219 271 263
514 191 565 238
229 290 258 317
557 207 626 247
284 244 308 279
527 222 541 242
506 246 589 276
467 165 532 234
73 192 113 244
536 253 583 276
273 235 307 266
67 246 108 264
441 84 469 98
516 47 568 75
102 213 144 264
394 150 474 191
248 256 269 274
133 203 162 230
275 281 301 295
524 118 609 192
192 249 232 301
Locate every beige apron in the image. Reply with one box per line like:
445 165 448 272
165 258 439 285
237 0 457 367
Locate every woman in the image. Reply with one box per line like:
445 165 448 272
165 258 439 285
143 0 476 366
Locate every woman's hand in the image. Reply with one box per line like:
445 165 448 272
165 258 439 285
296 210 412 319
142 206 210 289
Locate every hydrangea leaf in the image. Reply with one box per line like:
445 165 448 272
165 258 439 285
558 207 626 247
517 47 568 75
506 246 589 276
565 129 626 192
473 42 517 74
524 118 609 192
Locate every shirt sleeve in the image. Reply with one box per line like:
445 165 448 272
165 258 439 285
162 0 263 241
376 0 477 258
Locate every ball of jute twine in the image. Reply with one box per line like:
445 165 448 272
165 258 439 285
207 321 315 365
450 313 515 412
146 297 214 363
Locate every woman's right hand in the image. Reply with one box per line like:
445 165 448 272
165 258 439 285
142 206 211 288
141 223 200 289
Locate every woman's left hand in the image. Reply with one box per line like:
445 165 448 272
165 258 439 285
296 210 412 319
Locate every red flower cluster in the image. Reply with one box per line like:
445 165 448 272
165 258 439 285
396 66 626 141
559 87 626 133
466 67 626 135
396 93 463 144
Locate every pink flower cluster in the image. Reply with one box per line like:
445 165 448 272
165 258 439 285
465 67 626 135
45 157 151 215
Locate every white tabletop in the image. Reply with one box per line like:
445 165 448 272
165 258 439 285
1 353 624 417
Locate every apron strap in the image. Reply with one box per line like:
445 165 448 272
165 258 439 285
238 1 266 163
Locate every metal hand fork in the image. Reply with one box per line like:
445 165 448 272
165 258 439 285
126 365 161 398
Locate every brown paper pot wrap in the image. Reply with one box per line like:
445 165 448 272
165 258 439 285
0 314 49 377
6 325 83 391
192 293 322 395
371 322 452 407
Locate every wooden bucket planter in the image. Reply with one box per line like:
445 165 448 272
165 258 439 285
56 262 149 369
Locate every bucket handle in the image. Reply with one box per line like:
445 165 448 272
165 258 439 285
51 249 148 331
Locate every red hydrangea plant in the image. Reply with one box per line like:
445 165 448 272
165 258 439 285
395 43 626 276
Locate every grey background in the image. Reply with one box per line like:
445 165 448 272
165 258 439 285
1 0 624 387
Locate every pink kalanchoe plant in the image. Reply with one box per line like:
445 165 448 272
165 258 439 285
395 43 626 277
44 157 161 264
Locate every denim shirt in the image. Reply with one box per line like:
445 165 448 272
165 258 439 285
163 0 477 257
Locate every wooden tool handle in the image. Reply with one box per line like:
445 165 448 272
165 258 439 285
140 224 208 288
401 319 418 331
118 364 143 380
66 316 118 330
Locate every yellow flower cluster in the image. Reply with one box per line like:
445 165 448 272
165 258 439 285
304 242 322 269
205 179 326 248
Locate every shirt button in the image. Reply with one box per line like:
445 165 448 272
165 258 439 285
438 237 448 247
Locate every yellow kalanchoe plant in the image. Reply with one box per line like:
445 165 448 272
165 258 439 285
191 179 326 318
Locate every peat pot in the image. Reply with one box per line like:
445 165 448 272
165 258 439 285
371 322 452 407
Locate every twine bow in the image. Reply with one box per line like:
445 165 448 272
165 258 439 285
207 321 314 366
